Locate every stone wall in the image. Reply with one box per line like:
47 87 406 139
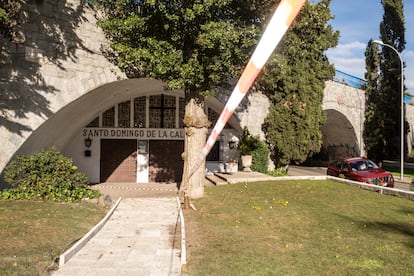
214 86 270 139
236 92 271 139
0 0 126 171
406 104 414 152
323 80 366 156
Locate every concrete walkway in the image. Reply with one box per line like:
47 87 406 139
53 197 182 276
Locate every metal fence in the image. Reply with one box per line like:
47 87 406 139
333 70 367 89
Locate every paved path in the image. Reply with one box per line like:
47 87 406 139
53 197 181 276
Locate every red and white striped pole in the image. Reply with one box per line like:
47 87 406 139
181 0 306 194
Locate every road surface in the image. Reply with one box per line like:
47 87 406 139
288 165 411 191
287 165 327 176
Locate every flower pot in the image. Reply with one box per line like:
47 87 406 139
241 155 252 172
225 162 238 173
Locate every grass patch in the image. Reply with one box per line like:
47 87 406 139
0 200 106 275
185 180 414 275
383 165 414 179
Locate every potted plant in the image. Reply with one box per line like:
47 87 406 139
238 127 260 172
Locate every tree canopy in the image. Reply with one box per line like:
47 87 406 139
260 0 338 167
95 0 281 198
0 1 24 43
363 40 384 162
96 0 339 177
364 0 406 162
95 0 279 94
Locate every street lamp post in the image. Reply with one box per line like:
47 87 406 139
372 40 404 180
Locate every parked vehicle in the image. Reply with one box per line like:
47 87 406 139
327 157 394 187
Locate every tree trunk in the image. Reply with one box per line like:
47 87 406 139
181 92 209 199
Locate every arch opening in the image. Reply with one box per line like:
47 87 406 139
317 109 361 164
14 78 242 184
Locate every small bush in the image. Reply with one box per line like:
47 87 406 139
1 147 100 202
238 127 261 155
251 140 270 173
267 167 288 177
238 127 270 173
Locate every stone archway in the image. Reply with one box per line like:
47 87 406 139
13 79 171 158
8 78 243 184
320 109 361 162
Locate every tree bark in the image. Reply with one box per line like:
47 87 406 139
181 92 209 199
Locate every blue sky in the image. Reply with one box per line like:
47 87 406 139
325 0 414 94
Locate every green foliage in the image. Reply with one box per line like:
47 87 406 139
94 0 281 195
266 167 288 176
260 0 338 167
237 127 269 173
94 0 278 94
0 8 9 25
0 1 22 41
364 40 384 162
251 139 270 173
364 0 406 162
1 147 100 202
238 127 261 155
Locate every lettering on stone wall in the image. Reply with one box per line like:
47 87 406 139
82 128 185 140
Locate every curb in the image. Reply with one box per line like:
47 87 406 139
326 176 414 200
58 197 123 267
245 174 414 201
176 197 187 272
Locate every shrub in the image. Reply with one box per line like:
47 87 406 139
267 167 288 177
238 127 270 173
1 147 100 202
251 140 270 173
238 127 261 155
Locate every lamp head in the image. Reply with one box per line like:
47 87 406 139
372 40 384 46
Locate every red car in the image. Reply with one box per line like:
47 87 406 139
327 157 394 187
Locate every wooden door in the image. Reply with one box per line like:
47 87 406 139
100 139 137 182
149 140 184 182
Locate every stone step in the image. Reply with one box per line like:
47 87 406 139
205 174 228 186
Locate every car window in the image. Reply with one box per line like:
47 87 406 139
367 160 378 169
350 160 379 171
332 161 341 169
349 162 358 171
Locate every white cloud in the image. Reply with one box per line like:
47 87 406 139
403 50 414 90
326 42 367 79
405 67 414 91
404 50 414 58
327 0 414 93
406 80 414 92
326 42 414 90
328 41 366 57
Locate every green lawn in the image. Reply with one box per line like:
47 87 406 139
185 180 414 275
383 165 414 179
0 200 106 275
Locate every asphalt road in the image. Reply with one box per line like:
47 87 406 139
287 165 411 191
287 165 327 176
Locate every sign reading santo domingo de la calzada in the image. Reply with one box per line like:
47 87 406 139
83 128 185 140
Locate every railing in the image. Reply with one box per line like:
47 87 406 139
333 70 367 89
